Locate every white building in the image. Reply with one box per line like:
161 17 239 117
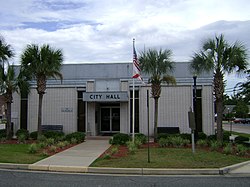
11 62 215 136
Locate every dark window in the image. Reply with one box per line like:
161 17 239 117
77 91 86 132
20 93 28 130
195 89 202 132
130 90 139 133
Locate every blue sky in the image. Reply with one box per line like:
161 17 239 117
0 0 250 94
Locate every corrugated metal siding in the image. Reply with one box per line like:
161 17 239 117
28 88 77 134
140 86 193 135
202 86 215 135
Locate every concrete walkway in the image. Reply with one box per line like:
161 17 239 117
29 139 110 172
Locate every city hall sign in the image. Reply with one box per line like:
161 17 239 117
83 92 129 102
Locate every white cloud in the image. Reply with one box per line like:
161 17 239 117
0 0 250 89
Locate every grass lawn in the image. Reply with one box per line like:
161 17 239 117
91 147 249 168
0 144 47 164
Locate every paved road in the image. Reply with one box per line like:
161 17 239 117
223 123 250 134
0 169 250 187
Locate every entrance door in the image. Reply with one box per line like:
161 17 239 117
100 107 120 132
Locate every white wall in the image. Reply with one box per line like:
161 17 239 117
27 87 77 134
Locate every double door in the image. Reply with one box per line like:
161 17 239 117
100 107 120 132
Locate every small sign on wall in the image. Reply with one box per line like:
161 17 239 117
61 108 73 112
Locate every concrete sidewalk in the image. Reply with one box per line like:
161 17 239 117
29 139 110 172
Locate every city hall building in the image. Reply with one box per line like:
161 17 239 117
10 62 215 136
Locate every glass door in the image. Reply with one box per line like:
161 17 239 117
100 107 120 132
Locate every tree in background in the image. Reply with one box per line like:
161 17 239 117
190 34 248 142
20 44 63 137
139 49 176 141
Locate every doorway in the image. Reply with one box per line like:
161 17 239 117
100 107 120 133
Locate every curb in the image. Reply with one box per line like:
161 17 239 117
219 160 250 174
0 162 249 175
0 163 29 170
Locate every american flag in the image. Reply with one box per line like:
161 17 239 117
132 39 142 80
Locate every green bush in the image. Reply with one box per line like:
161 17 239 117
223 143 233 155
49 145 57 153
180 133 191 141
236 144 248 156
135 133 147 144
223 131 231 142
30 131 38 140
28 143 39 154
207 135 216 141
16 129 29 140
65 132 85 143
126 141 137 154
46 138 55 146
110 146 119 155
157 133 174 141
171 136 186 148
37 135 47 143
158 137 171 147
196 139 208 147
235 136 249 144
70 138 78 144
42 131 65 142
210 141 221 151
198 132 207 140
0 129 6 139
18 134 26 143
111 133 130 145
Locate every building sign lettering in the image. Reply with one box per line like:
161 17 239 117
83 92 128 102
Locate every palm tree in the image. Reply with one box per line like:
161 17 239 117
0 36 14 66
139 49 176 141
20 44 63 136
0 65 19 139
0 37 15 139
190 34 248 142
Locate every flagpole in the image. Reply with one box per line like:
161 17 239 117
132 38 135 143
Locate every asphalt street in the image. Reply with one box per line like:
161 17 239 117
0 169 250 187
223 123 250 134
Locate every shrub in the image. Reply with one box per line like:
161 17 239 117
135 133 147 144
46 138 55 146
65 132 85 143
16 129 29 140
49 145 57 153
236 144 248 156
18 134 26 143
110 146 119 155
111 133 130 145
210 141 221 151
42 131 65 142
37 142 48 149
223 143 233 155
182 139 190 146
70 138 78 144
180 133 191 141
103 153 111 159
157 133 172 141
207 135 216 141
198 132 207 140
235 136 249 144
28 143 38 154
0 129 6 139
223 131 231 142
37 135 47 143
57 141 66 149
171 136 185 148
126 141 137 154
158 138 171 147
197 139 208 147
30 131 38 140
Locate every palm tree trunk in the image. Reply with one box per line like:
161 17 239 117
6 102 12 140
37 93 44 136
154 97 159 142
216 99 223 142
